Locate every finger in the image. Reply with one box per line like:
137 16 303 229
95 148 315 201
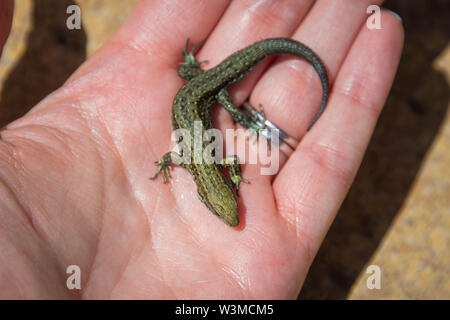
251 0 384 141
0 0 13 56
26 0 231 111
274 11 404 267
61 0 231 124
196 0 316 121
24 0 232 157
79 0 231 72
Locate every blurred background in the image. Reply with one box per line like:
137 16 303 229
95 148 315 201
0 0 448 299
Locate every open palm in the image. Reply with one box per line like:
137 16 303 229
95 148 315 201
0 0 403 298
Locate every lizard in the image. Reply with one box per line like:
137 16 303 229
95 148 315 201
151 38 329 227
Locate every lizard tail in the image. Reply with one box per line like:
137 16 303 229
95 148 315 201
259 38 329 131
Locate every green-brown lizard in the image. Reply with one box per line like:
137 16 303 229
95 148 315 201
151 38 329 227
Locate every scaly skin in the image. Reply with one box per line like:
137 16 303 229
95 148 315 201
151 38 329 227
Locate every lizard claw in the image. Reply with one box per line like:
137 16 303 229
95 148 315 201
150 159 173 184
181 38 206 68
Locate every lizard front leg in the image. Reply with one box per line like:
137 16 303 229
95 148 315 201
150 151 186 183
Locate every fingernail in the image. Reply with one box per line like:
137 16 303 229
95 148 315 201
383 8 403 24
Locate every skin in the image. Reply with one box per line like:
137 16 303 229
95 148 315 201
0 0 403 299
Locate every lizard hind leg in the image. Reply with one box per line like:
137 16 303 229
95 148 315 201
217 90 267 134
178 38 207 80
217 89 269 146
222 155 249 197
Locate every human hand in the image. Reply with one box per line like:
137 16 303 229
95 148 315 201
0 0 403 298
